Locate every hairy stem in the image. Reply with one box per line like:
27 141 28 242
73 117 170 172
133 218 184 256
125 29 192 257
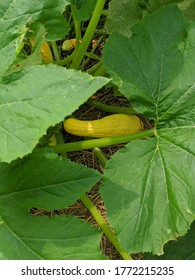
53 129 155 154
70 0 107 69
93 147 108 167
86 147 131 259
51 42 60 62
80 194 132 260
71 5 82 42
87 61 103 75
92 64 106 77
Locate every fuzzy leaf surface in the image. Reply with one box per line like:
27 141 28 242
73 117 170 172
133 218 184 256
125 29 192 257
0 65 108 163
0 149 104 259
105 0 142 37
101 5 195 255
147 0 179 12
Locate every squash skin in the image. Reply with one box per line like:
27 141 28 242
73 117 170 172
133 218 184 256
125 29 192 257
63 114 144 138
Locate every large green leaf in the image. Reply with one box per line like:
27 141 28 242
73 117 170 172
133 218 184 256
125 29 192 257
101 138 195 255
103 5 188 118
0 65 109 163
105 0 142 37
0 0 70 76
0 149 104 259
0 149 101 210
101 5 195 255
144 221 195 259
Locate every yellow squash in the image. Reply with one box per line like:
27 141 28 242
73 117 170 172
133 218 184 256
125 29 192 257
63 114 144 138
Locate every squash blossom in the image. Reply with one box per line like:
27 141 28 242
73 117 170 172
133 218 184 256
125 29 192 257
62 39 80 51
30 38 53 62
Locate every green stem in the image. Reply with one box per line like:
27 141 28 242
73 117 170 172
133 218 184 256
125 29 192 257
51 42 60 62
53 129 155 154
81 27 109 35
56 5 82 67
87 61 103 75
92 146 132 258
93 147 108 167
92 64 106 76
55 127 68 157
85 52 101 61
71 5 82 42
81 35 103 70
70 0 107 69
80 194 132 260
101 9 108 16
87 100 138 114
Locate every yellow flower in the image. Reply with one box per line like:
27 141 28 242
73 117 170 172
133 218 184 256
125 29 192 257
30 38 53 63
62 39 81 51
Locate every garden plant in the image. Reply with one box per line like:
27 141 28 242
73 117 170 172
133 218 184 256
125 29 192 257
0 0 195 260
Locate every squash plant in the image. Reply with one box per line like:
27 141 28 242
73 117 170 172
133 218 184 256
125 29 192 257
0 0 195 260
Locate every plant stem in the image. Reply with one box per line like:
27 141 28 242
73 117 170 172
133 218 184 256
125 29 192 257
70 0 107 69
87 61 103 75
53 128 155 154
81 27 109 35
87 100 138 114
71 5 82 42
81 35 103 70
55 126 68 157
101 9 108 16
85 52 101 61
80 194 132 260
51 42 60 62
91 146 132 258
92 64 106 76
93 147 108 167
57 53 74 66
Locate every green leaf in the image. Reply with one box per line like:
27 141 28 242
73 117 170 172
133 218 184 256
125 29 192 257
103 4 188 118
1 0 69 40
7 26 45 75
147 0 181 12
0 65 109 163
0 149 101 210
101 5 195 255
148 0 195 21
144 221 195 259
101 138 195 255
0 0 70 76
105 0 142 37
72 0 97 21
0 149 104 259
0 16 26 78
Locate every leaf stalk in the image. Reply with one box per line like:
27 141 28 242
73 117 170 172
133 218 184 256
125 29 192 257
70 0 107 69
53 129 155 154
80 194 132 260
